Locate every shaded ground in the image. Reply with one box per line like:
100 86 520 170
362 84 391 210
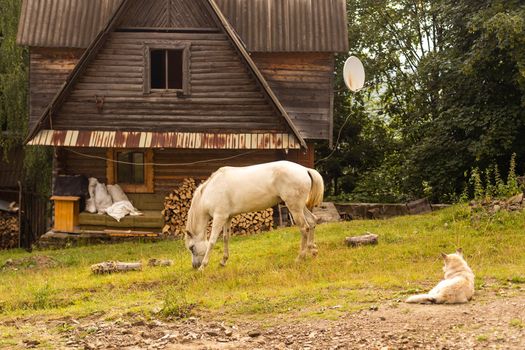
7 289 524 350
1 255 58 271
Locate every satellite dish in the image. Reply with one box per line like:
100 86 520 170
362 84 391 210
343 56 365 92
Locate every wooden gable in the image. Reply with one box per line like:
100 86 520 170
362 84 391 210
119 0 216 29
50 31 288 134
26 0 306 149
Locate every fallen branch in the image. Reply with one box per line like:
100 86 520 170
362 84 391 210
91 261 142 274
345 233 378 247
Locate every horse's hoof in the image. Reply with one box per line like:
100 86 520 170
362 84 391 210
310 248 318 257
295 253 307 263
220 260 227 267
198 265 206 272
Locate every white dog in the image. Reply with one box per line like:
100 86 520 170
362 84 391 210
406 248 474 304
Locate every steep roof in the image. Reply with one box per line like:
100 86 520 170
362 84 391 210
216 0 349 52
17 0 349 52
24 0 307 148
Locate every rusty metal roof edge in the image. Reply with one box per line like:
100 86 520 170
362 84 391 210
27 130 302 149
207 0 307 149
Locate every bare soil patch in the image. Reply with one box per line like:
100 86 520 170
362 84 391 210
1 255 58 271
7 289 524 349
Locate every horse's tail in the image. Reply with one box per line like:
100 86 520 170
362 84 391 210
306 168 324 210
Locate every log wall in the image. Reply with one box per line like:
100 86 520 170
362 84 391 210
58 147 314 196
50 31 287 133
253 53 334 141
29 49 82 131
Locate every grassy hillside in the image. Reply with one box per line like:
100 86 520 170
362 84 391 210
0 205 524 324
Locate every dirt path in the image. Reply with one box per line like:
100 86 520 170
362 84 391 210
6 290 524 349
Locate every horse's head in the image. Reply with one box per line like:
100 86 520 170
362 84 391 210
184 231 207 269
185 181 212 269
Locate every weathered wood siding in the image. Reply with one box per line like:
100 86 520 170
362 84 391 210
59 148 109 184
119 0 215 29
51 32 287 133
59 148 291 194
252 53 334 140
29 49 82 131
58 147 315 196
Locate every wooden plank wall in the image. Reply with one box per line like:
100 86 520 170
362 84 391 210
29 49 82 131
50 32 287 134
59 148 290 195
58 147 316 196
252 53 334 140
60 148 108 184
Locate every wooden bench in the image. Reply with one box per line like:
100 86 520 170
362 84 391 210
78 193 165 232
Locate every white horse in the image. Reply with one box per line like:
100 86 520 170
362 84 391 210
185 160 324 270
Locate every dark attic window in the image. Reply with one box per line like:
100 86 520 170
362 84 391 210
150 49 184 90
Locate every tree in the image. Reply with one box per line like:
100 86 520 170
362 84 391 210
317 0 525 203
0 0 52 193
0 0 28 155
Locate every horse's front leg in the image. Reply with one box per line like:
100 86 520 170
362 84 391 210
220 218 232 267
199 215 227 271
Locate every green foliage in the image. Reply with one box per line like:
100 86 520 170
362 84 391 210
0 0 28 154
464 154 523 201
23 146 53 194
161 288 196 319
317 0 525 203
0 0 52 193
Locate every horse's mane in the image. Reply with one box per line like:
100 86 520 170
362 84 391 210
185 169 222 233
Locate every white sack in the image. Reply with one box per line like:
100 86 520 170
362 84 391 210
85 197 97 213
94 183 113 214
84 177 99 213
107 184 129 202
105 200 143 222
88 177 98 199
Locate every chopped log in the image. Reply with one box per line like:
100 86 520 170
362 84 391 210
91 261 142 274
147 258 173 267
345 233 379 247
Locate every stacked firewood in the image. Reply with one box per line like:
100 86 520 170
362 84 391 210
162 178 198 237
162 178 273 237
0 212 19 249
230 208 273 235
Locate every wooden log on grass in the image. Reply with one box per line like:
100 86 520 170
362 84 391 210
345 233 378 247
147 258 173 267
91 261 142 274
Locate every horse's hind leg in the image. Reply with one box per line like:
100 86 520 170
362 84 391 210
220 218 232 267
303 207 318 256
287 205 309 261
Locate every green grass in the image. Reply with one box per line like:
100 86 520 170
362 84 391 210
0 204 524 324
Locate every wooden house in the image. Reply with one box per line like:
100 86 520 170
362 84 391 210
17 0 349 233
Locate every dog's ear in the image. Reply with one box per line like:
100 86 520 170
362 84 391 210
456 248 463 256
441 252 448 259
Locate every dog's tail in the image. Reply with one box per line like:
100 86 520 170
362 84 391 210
306 168 324 210
405 294 436 304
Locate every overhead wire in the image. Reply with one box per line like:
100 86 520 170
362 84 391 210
64 148 260 166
